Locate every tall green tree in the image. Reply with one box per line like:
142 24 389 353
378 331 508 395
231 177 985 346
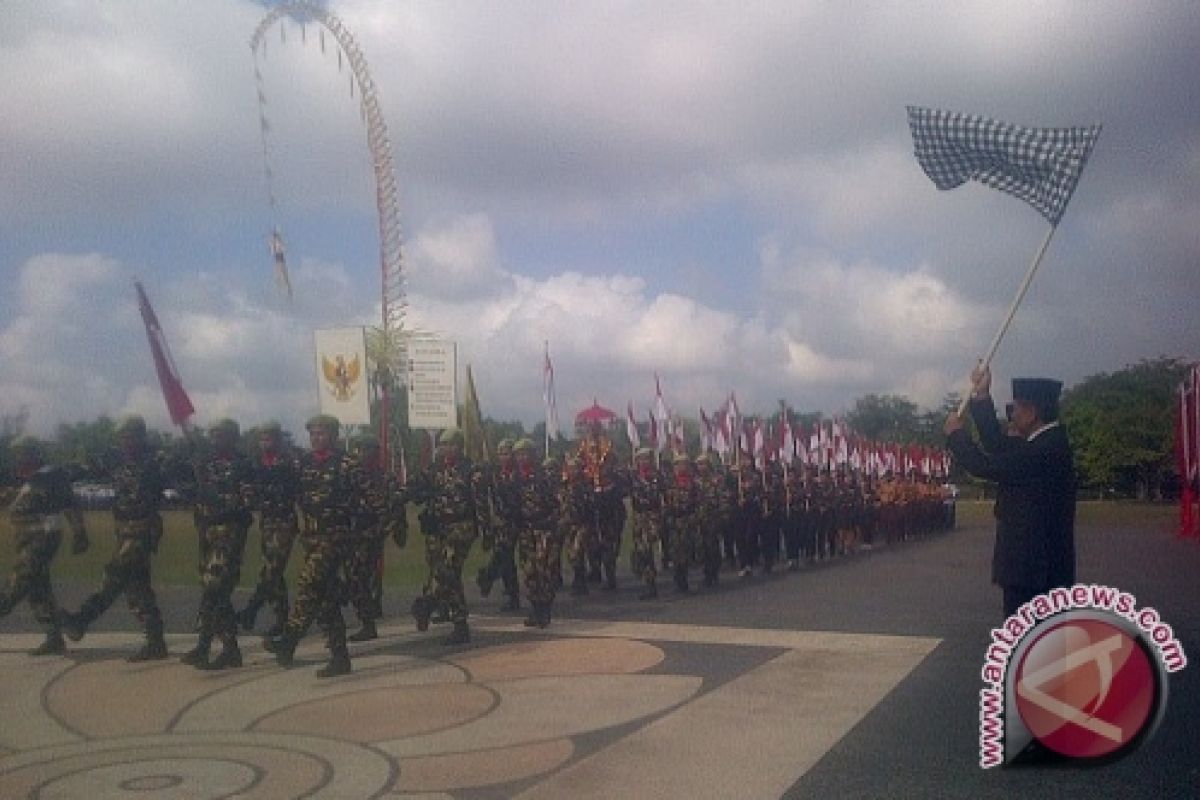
1061 357 1190 499
846 394 920 442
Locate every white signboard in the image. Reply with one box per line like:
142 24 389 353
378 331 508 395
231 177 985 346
407 338 458 429
313 327 371 426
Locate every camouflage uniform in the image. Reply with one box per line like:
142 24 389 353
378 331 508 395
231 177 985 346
561 459 595 595
627 451 663 599
515 447 561 627
663 456 699 592
1 439 88 655
694 459 733 585
240 427 301 637
732 462 763 575
61 417 167 662
345 438 404 640
759 463 784 573
186 420 255 668
269 415 372 677
409 429 486 644
478 441 521 611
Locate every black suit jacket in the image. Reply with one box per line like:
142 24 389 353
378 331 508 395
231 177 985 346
947 396 1076 590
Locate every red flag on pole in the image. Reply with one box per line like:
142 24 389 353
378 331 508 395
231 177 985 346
135 280 194 427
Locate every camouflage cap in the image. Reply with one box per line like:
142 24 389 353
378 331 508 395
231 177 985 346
672 453 691 465
209 418 240 438
695 453 712 465
305 414 341 435
438 428 464 446
496 438 514 453
634 447 654 460
514 438 536 452
542 456 557 469
116 415 147 438
258 420 283 437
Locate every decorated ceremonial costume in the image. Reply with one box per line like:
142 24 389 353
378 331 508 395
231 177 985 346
578 429 623 589
186 420 255 669
663 456 699 592
61 417 167 662
240 425 301 638
759 463 784 572
0 439 88 655
409 430 486 645
514 445 561 627
627 450 663 599
478 441 521 611
561 458 595 596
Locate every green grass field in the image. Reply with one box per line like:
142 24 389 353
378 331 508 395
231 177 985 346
0 501 1177 590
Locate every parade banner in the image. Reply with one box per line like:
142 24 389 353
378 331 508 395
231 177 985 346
407 338 458 429
314 327 371 426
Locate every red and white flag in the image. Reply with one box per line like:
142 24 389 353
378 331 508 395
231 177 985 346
135 280 194 427
626 401 641 450
653 374 671 454
543 342 559 450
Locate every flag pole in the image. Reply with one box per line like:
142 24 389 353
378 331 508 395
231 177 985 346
957 223 1058 415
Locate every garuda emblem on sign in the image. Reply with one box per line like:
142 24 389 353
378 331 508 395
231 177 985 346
321 354 361 402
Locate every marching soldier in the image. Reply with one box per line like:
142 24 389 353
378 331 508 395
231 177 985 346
760 460 784 574
477 439 521 612
627 448 664 600
238 421 301 640
663 453 698 593
182 419 255 670
514 441 560 627
578 421 622 590
1 437 89 655
345 435 405 642
561 456 595 596
408 428 487 645
732 454 762 577
268 415 374 677
782 459 804 570
60 416 168 662
693 453 728 587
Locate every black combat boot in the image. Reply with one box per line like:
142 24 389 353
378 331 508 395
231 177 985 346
587 563 602 584
524 606 541 627
674 567 690 594
129 625 169 662
476 566 494 598
500 593 521 612
702 570 718 588
316 646 351 678
348 618 378 642
180 632 213 666
30 630 65 656
538 603 552 628
443 619 470 645
237 596 261 632
411 596 432 632
570 566 589 596
266 631 298 667
201 634 242 670
602 560 618 591
638 583 658 601
58 609 89 642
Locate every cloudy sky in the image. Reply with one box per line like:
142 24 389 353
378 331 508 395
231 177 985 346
2 0 1197 437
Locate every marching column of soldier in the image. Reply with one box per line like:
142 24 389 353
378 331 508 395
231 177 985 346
1 414 954 674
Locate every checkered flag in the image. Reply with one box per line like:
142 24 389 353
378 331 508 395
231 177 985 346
907 107 1100 226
